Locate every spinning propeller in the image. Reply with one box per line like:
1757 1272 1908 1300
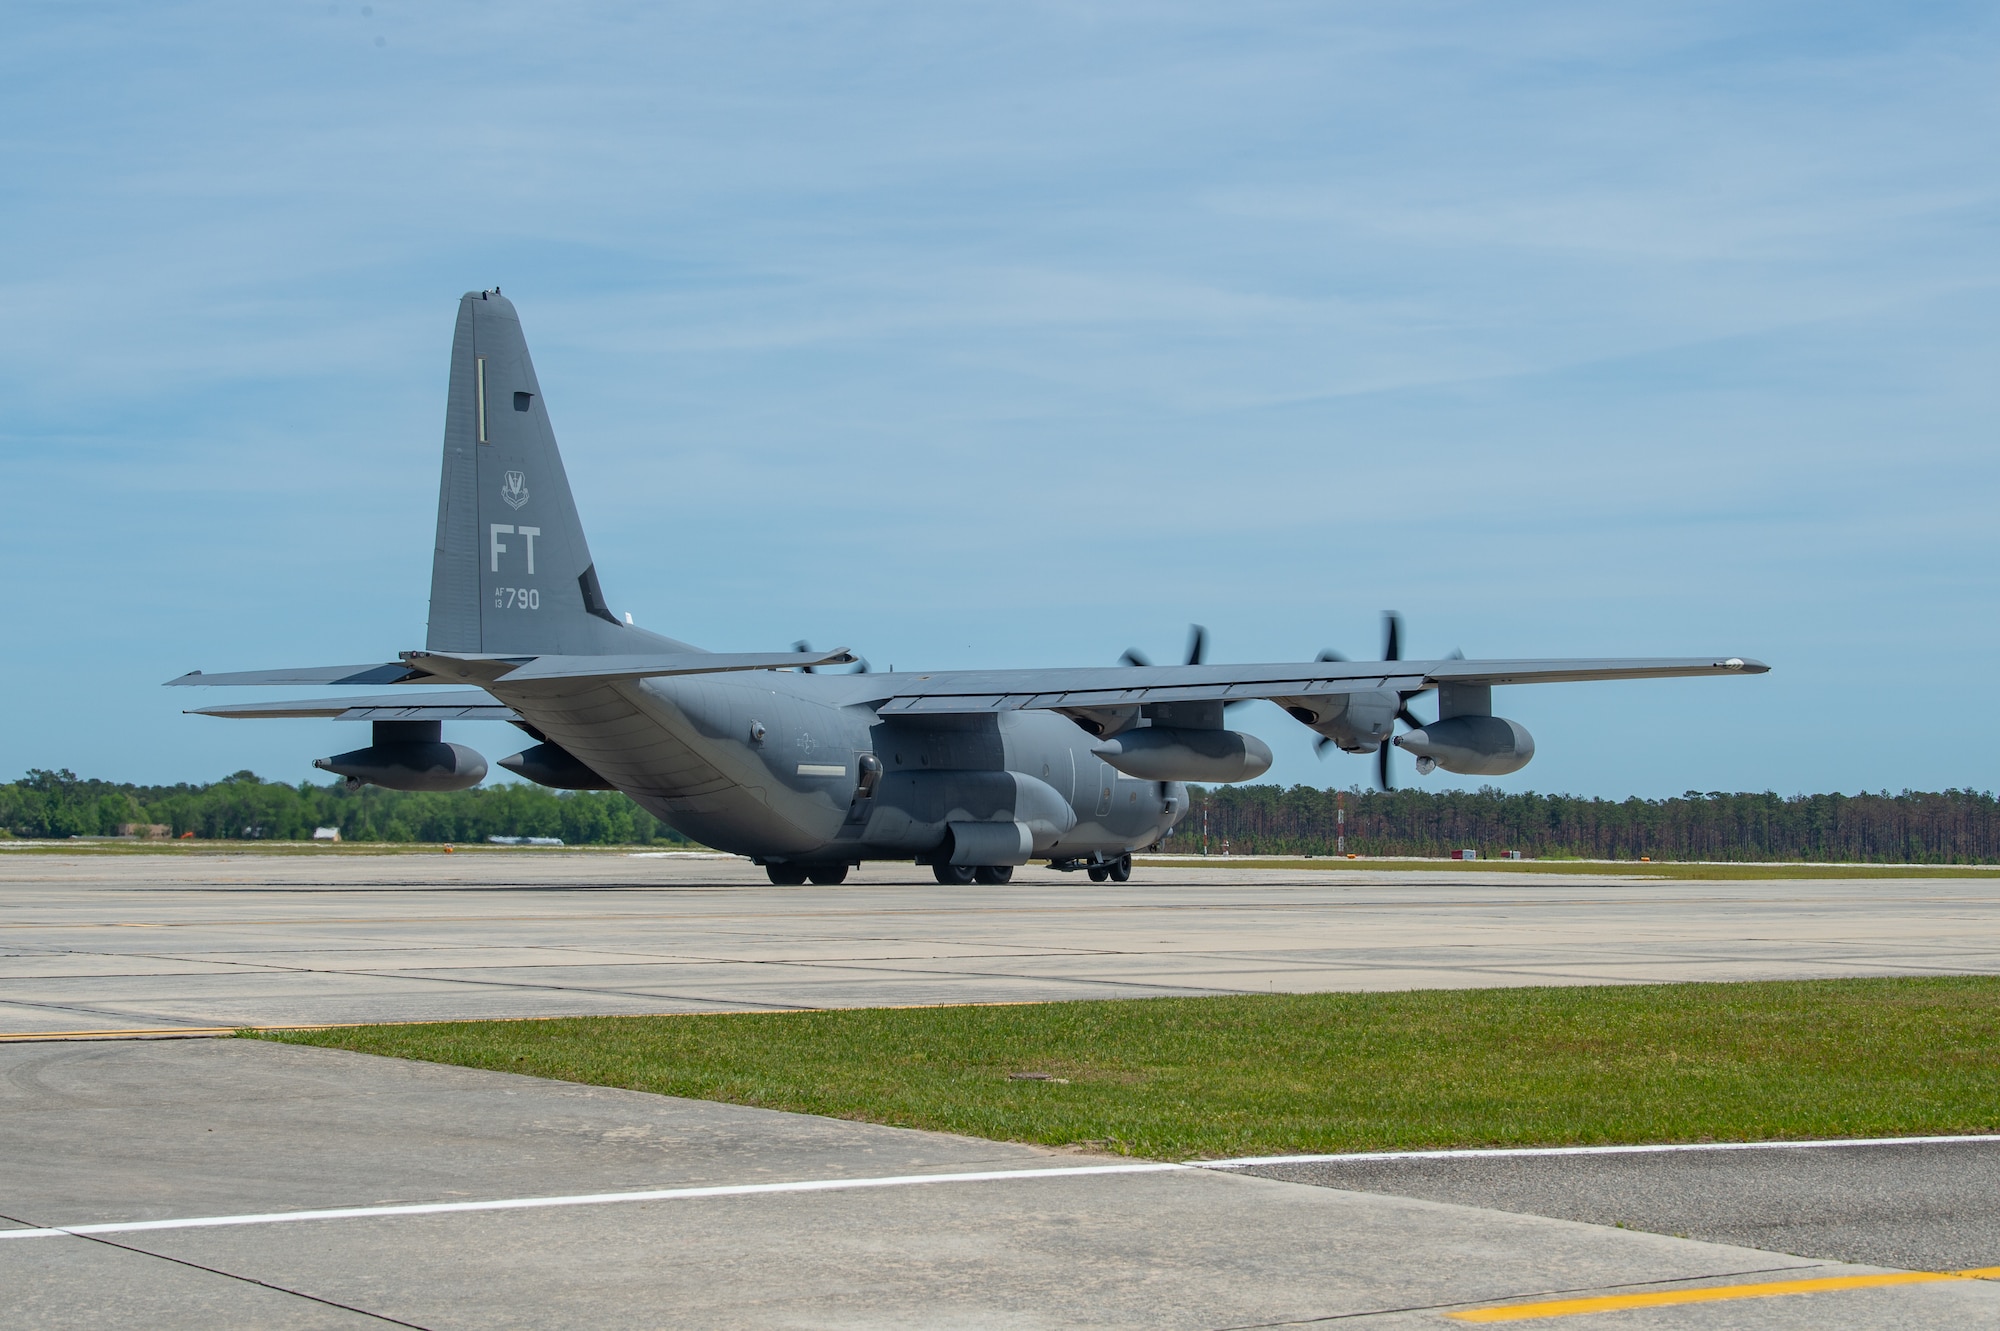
792 640 870 674
1311 612 1450 790
1119 624 1207 668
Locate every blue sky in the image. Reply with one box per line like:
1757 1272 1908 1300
3 1 1995 797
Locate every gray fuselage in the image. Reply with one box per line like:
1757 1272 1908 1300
487 666 1188 866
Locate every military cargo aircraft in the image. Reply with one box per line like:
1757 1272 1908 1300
170 291 1768 885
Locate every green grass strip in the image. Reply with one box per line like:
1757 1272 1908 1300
260 978 2000 1160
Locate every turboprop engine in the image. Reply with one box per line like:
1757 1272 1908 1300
1091 727 1273 783
1393 715 1535 776
315 720 487 791
1287 690 1400 754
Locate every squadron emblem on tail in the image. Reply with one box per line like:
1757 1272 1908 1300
500 470 529 510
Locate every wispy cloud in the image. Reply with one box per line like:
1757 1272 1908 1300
1 0 1994 794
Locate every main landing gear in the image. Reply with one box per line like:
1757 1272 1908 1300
1086 853 1132 883
932 864 1014 885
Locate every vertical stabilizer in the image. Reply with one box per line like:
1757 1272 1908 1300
427 291 661 656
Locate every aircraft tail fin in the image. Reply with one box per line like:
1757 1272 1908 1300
426 291 673 656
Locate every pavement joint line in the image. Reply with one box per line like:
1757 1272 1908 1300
1447 1266 2000 1322
0 1162 1190 1240
1197 1133 2000 1167
0 1209 436 1329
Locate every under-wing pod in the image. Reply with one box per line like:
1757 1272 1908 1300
1393 716 1534 776
498 741 614 790
314 721 487 791
1091 727 1273 783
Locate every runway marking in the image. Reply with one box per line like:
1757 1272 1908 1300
0 1162 1188 1240
1200 1133 2000 1167
0 1027 241 1041
1448 1266 2000 1321
10 1136 1999 1239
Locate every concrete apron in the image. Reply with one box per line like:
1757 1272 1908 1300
4 1040 1996 1330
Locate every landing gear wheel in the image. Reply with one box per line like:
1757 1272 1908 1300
972 866 1013 885
807 865 850 885
765 864 809 886
1107 854 1132 883
932 863 978 886
1087 866 1109 882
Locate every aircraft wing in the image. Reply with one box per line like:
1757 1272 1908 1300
187 690 518 722
861 656 1768 715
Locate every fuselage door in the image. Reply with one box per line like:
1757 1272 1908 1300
1094 759 1114 818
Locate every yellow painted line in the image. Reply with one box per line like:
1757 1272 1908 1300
0 1027 241 1041
1450 1266 2000 1322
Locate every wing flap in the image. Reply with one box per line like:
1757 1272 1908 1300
188 690 515 721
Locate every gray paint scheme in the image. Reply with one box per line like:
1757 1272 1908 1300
176 291 1768 870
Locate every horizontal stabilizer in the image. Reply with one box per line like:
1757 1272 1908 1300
165 663 430 687
405 648 856 685
189 690 515 721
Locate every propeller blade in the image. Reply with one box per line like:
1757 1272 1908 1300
1446 647 1465 661
792 639 818 674
1382 611 1402 662
1397 706 1424 731
1316 649 1347 662
850 657 872 674
1118 648 1153 668
1377 741 1393 791
1184 624 1208 667
1313 734 1334 757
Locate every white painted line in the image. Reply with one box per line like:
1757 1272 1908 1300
1195 1133 2000 1169
0 1162 1186 1242
18 1135 1991 1242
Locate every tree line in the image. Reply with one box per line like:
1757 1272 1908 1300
1160 785 2000 863
7 769 1999 862
0 770 691 846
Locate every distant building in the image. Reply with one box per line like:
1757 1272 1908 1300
117 823 171 839
312 827 342 842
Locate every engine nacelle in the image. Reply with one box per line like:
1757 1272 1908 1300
1287 690 1399 753
314 720 487 792
1092 727 1273 783
498 742 614 790
1393 715 1535 776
